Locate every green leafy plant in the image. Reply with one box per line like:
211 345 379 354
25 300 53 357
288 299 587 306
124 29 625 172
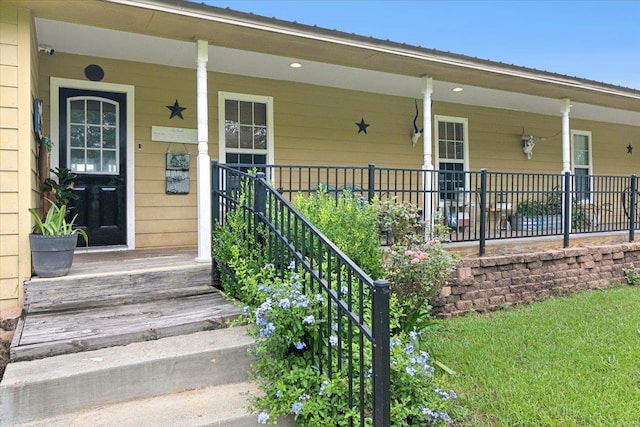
211 177 269 306
28 200 88 243
515 199 544 216
378 197 424 245
384 240 458 333
623 263 640 286
295 188 383 279
43 167 79 208
246 266 455 426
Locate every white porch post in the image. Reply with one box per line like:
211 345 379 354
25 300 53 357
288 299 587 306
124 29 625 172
421 76 434 237
560 97 572 233
561 98 571 173
195 40 211 262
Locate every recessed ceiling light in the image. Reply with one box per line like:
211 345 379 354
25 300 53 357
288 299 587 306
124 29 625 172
289 62 302 68
452 87 463 92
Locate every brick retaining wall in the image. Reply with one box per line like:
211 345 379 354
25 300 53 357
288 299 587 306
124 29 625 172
432 242 640 317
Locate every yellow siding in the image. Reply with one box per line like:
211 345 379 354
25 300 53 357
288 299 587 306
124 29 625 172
0 3 35 311
35 51 639 252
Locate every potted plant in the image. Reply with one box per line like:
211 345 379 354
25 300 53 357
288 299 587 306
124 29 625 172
512 199 544 231
28 201 88 278
512 190 563 232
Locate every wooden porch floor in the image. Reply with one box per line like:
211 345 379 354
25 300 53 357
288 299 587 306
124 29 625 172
11 248 242 362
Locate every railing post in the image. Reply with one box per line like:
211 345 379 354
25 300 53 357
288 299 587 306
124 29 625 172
630 174 637 242
211 160 220 285
368 163 376 203
255 172 267 246
372 279 390 427
563 171 571 248
478 169 487 256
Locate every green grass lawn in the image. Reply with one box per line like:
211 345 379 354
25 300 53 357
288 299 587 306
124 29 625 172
429 285 640 427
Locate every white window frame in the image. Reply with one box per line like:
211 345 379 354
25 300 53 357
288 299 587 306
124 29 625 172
218 91 274 167
67 96 120 175
434 115 470 205
571 129 593 203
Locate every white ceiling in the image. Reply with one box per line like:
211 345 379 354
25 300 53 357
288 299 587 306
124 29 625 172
35 18 640 127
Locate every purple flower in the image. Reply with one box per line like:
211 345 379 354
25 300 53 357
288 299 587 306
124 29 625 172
329 335 339 347
295 341 307 350
303 315 315 324
279 298 291 309
259 322 275 337
257 411 269 424
291 401 303 415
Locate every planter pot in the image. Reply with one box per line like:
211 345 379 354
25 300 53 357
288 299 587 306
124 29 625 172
538 214 562 233
512 215 538 232
29 234 78 278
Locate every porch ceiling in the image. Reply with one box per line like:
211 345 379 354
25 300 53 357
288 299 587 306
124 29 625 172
18 0 640 124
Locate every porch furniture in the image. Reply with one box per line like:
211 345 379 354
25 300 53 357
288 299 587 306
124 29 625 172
486 202 512 233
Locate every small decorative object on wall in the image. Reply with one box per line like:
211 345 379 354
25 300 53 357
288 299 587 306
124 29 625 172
84 64 104 81
411 100 423 146
33 98 43 141
520 130 536 159
627 144 633 154
356 117 370 134
166 99 187 120
166 144 190 194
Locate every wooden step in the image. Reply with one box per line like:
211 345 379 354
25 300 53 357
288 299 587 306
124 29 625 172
11 291 241 362
25 263 214 313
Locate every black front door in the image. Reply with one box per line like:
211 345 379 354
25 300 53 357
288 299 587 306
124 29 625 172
59 88 127 247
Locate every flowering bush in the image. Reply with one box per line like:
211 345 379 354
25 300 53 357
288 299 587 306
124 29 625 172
246 264 456 426
385 240 458 333
378 197 424 246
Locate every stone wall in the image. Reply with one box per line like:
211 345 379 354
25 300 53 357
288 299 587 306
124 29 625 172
432 242 640 317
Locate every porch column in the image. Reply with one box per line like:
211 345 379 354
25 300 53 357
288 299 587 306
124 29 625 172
421 76 435 237
561 98 571 173
195 40 211 262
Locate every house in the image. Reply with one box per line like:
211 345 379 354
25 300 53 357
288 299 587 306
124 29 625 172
1 0 639 313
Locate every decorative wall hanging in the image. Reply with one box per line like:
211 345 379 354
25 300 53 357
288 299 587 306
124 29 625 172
411 100 423 146
33 98 43 141
627 144 633 154
356 118 370 134
165 144 190 194
166 100 187 120
84 64 104 81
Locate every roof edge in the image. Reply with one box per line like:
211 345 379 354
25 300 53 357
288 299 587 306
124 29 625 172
107 0 639 99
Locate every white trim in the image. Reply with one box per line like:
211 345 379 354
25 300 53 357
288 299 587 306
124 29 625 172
50 77 136 249
571 129 593 203
217 91 275 166
433 115 470 171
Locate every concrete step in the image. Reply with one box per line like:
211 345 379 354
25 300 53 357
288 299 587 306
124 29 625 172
16 381 264 427
1 326 254 425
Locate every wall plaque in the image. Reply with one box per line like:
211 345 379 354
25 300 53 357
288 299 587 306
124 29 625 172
152 126 197 144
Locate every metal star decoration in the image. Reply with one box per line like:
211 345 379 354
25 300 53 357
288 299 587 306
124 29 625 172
627 144 633 154
356 118 370 134
166 99 186 119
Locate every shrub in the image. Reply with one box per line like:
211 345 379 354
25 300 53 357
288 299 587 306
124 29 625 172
295 189 383 279
211 179 269 306
246 265 455 426
384 240 458 333
378 197 424 245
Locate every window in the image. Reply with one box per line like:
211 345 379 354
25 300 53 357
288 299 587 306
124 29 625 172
68 96 119 174
571 130 592 201
435 116 469 201
218 92 274 171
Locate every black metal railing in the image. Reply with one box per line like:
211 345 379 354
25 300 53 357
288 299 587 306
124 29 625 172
223 163 639 255
212 161 391 427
